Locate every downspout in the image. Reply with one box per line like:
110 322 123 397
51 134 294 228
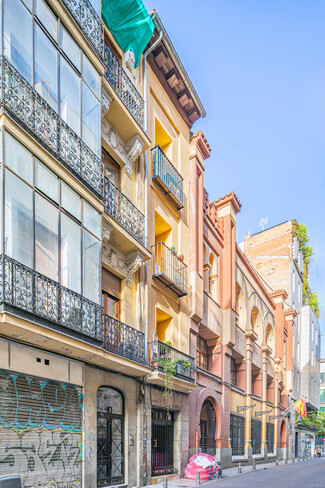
143 26 163 363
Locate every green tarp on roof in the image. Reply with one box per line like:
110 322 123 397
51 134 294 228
102 0 155 68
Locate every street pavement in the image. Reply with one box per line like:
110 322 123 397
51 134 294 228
207 457 325 488
144 458 325 488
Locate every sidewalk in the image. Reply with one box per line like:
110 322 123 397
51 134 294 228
142 458 317 488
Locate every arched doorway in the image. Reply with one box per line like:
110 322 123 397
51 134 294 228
97 387 124 486
200 399 216 453
280 420 287 448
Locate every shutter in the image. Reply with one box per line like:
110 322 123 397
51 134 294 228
102 267 121 298
0 369 83 487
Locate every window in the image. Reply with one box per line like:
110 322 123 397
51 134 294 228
103 149 120 187
251 419 261 454
197 336 208 370
267 423 274 453
321 373 325 385
3 131 101 303
3 0 33 83
320 390 325 403
102 268 121 320
3 0 101 156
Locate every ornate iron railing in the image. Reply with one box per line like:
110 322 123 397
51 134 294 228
152 145 184 209
152 242 188 297
104 40 144 129
148 340 195 382
102 313 146 364
61 0 104 60
0 56 103 197
0 254 102 341
104 177 145 246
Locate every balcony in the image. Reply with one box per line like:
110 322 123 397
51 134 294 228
0 56 103 197
102 313 145 365
104 40 144 130
152 145 184 210
152 242 188 297
0 254 102 342
61 0 104 60
104 177 145 247
148 340 195 382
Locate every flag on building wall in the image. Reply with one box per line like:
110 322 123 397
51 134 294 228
291 398 307 418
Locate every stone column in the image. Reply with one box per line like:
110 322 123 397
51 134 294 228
244 330 257 460
261 346 270 458
274 358 281 458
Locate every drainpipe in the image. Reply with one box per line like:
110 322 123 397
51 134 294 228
143 25 163 363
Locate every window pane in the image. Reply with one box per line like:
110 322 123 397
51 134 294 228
89 0 101 16
34 25 58 110
59 25 80 70
35 160 58 202
82 82 100 155
3 0 33 83
61 182 81 220
82 53 100 98
83 200 100 238
83 230 100 303
61 214 81 293
35 0 57 40
60 56 81 135
4 132 33 184
35 193 59 281
5 170 33 267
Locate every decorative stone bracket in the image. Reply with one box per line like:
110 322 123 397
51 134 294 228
102 230 144 286
101 88 113 118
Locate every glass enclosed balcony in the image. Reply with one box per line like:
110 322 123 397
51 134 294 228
0 57 103 197
61 0 104 60
148 340 195 382
152 242 188 297
104 40 145 129
0 254 102 342
102 313 146 364
152 145 184 210
104 177 145 247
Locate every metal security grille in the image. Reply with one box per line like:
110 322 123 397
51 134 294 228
267 423 274 453
251 419 262 454
0 369 83 488
230 414 245 455
151 410 176 476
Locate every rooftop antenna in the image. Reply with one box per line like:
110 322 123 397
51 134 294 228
259 217 268 231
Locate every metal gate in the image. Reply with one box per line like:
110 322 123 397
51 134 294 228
200 399 216 452
230 414 245 455
0 369 83 488
267 423 274 453
97 387 124 486
251 419 262 454
151 409 175 476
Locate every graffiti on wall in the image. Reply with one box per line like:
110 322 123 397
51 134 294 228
0 371 83 488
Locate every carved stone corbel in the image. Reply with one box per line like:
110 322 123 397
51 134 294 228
125 251 144 286
102 222 113 243
124 135 144 176
101 88 113 118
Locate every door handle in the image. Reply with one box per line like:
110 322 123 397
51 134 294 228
153 439 157 448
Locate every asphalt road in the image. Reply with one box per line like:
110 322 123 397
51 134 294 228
209 458 325 488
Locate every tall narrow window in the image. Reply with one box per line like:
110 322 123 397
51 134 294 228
34 25 58 110
102 268 120 320
35 194 59 281
61 214 81 293
60 56 81 135
83 230 100 303
197 336 208 370
103 149 120 187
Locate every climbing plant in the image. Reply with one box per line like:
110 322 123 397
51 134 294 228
292 220 319 318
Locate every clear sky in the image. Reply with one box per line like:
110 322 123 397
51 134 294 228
144 0 325 355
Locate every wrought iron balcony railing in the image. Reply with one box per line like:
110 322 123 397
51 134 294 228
104 176 145 247
102 313 146 364
148 340 195 382
0 56 103 197
152 242 188 297
61 0 104 60
104 40 144 129
152 145 184 209
0 254 102 341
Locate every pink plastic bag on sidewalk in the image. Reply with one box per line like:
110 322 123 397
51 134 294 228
184 453 220 480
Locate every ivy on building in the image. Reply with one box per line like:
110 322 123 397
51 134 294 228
292 220 319 317
299 410 325 437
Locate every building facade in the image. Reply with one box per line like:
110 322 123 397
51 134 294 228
244 221 320 459
320 360 325 413
188 133 290 468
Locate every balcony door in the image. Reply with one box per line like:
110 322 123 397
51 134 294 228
103 148 120 187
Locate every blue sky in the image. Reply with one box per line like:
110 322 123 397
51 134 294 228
144 0 325 355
